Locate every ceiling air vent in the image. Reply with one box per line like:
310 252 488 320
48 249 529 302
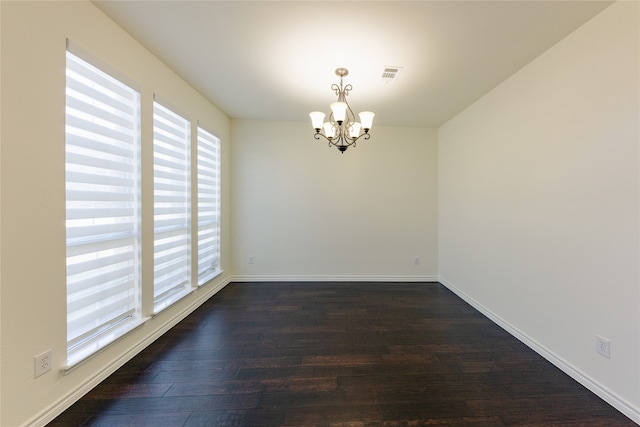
381 66 402 82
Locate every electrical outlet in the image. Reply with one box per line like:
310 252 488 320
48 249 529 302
596 335 610 358
414 257 420 265
34 350 52 378
248 255 254 264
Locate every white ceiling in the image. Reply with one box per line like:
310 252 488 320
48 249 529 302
93 0 613 128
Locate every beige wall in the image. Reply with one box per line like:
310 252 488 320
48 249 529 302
2 0 639 425
231 120 439 281
439 1 639 419
0 2 231 426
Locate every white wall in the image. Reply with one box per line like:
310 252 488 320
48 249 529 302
231 120 438 281
2 0 637 425
439 1 639 420
0 2 231 426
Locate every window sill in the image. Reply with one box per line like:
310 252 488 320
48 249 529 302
64 316 150 374
152 287 196 317
198 268 224 287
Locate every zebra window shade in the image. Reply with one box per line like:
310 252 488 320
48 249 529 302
65 50 142 366
153 101 192 313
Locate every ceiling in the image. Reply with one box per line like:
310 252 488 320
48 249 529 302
93 1 613 128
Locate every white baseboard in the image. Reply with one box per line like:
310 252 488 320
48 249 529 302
27 277 232 427
231 274 439 282
439 277 640 425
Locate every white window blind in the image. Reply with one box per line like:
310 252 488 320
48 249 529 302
65 50 141 365
197 127 221 285
153 102 191 312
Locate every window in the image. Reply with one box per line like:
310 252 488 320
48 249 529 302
65 50 141 366
197 126 221 285
153 102 191 312
65 46 223 364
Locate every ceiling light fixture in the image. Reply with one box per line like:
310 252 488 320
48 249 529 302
309 68 375 153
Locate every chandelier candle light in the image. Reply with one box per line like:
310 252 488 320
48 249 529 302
309 68 375 153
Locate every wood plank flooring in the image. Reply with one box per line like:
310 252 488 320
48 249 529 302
49 282 635 426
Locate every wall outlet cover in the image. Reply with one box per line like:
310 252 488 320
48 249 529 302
34 350 52 378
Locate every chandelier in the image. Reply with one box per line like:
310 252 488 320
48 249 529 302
309 68 375 153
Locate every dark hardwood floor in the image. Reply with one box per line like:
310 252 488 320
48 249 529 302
49 282 635 426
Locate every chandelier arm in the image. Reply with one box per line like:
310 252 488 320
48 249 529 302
334 134 351 152
344 103 356 126
342 83 352 98
331 83 341 97
345 131 370 148
338 133 358 147
333 79 353 99
315 129 360 150
313 131 348 147
313 132 330 143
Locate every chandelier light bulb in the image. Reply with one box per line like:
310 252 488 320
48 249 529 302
323 122 336 139
359 111 375 131
330 102 348 123
349 122 362 138
309 112 325 131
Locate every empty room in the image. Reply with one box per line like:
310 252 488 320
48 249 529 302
1 1 638 426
